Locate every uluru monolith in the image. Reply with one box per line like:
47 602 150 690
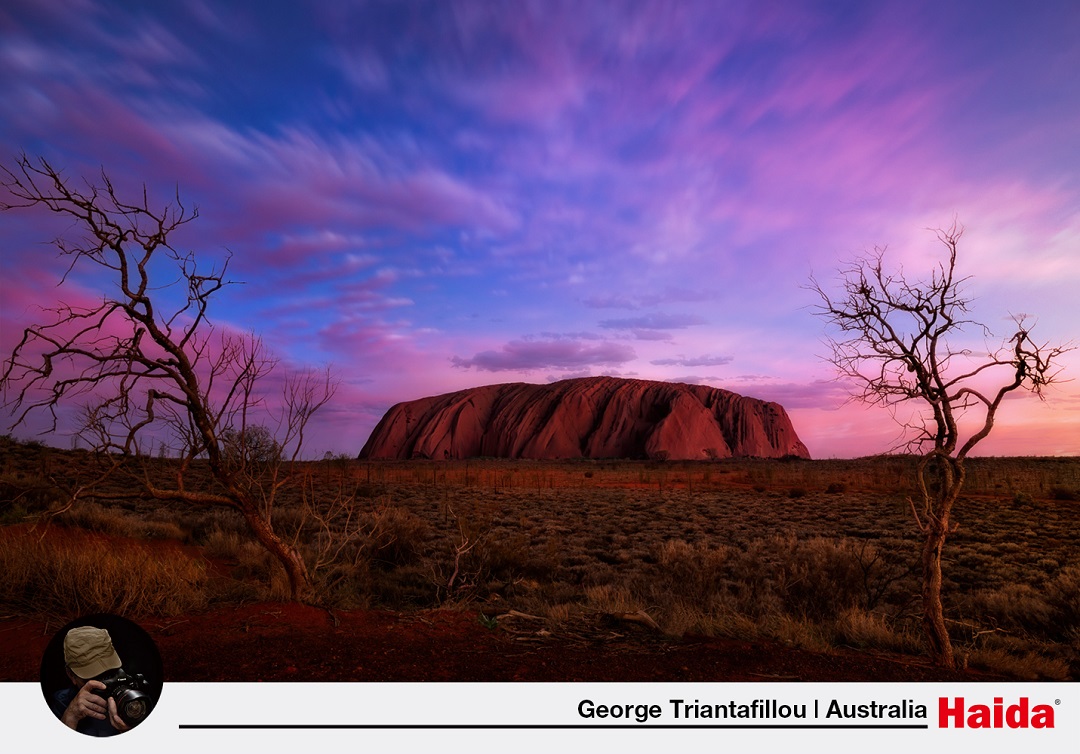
359 376 810 461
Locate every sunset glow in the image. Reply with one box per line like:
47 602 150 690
2 1 1077 457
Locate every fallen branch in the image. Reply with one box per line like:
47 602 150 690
602 610 661 632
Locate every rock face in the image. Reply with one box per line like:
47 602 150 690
359 377 810 461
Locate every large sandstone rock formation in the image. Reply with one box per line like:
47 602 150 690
359 377 810 461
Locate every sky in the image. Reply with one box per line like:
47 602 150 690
1 0 1077 458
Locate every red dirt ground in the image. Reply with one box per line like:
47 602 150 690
1 602 1004 683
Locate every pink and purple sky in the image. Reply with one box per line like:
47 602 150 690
1 0 1077 458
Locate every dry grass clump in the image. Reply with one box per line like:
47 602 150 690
966 645 1071 681
361 505 431 568
56 502 186 541
584 584 644 614
962 567 1080 645
833 608 920 653
202 527 247 559
773 536 877 619
0 532 209 618
655 539 731 601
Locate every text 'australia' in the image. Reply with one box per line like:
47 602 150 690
823 699 926 720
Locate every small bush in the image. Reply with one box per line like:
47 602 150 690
362 505 430 568
781 616 835 651
1011 492 1035 508
0 502 32 526
966 584 1055 634
654 539 731 605
775 537 870 620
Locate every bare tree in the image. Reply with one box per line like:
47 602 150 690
809 223 1070 668
0 154 333 602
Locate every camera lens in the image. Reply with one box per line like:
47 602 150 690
115 688 152 726
122 697 148 722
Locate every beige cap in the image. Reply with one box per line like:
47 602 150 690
63 627 122 680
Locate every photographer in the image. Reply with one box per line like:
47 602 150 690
48 627 131 736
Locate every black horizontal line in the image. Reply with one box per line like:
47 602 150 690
180 723 929 730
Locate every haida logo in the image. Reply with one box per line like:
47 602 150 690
939 697 1056 729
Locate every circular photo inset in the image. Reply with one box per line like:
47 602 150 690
40 614 163 736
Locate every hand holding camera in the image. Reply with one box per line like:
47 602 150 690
90 669 153 727
60 681 109 729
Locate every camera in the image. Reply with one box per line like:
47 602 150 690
91 668 154 727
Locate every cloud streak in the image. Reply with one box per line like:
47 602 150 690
651 355 734 368
451 339 636 373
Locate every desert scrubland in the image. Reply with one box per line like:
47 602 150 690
2 436 1077 680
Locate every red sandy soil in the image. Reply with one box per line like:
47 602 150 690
1 602 1003 683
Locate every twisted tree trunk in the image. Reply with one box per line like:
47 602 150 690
242 505 314 603
920 520 955 669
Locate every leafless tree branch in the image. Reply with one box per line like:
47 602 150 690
1 155 337 601
808 222 1072 668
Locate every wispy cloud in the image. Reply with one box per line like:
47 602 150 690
598 314 707 330
451 339 636 372
651 354 734 367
